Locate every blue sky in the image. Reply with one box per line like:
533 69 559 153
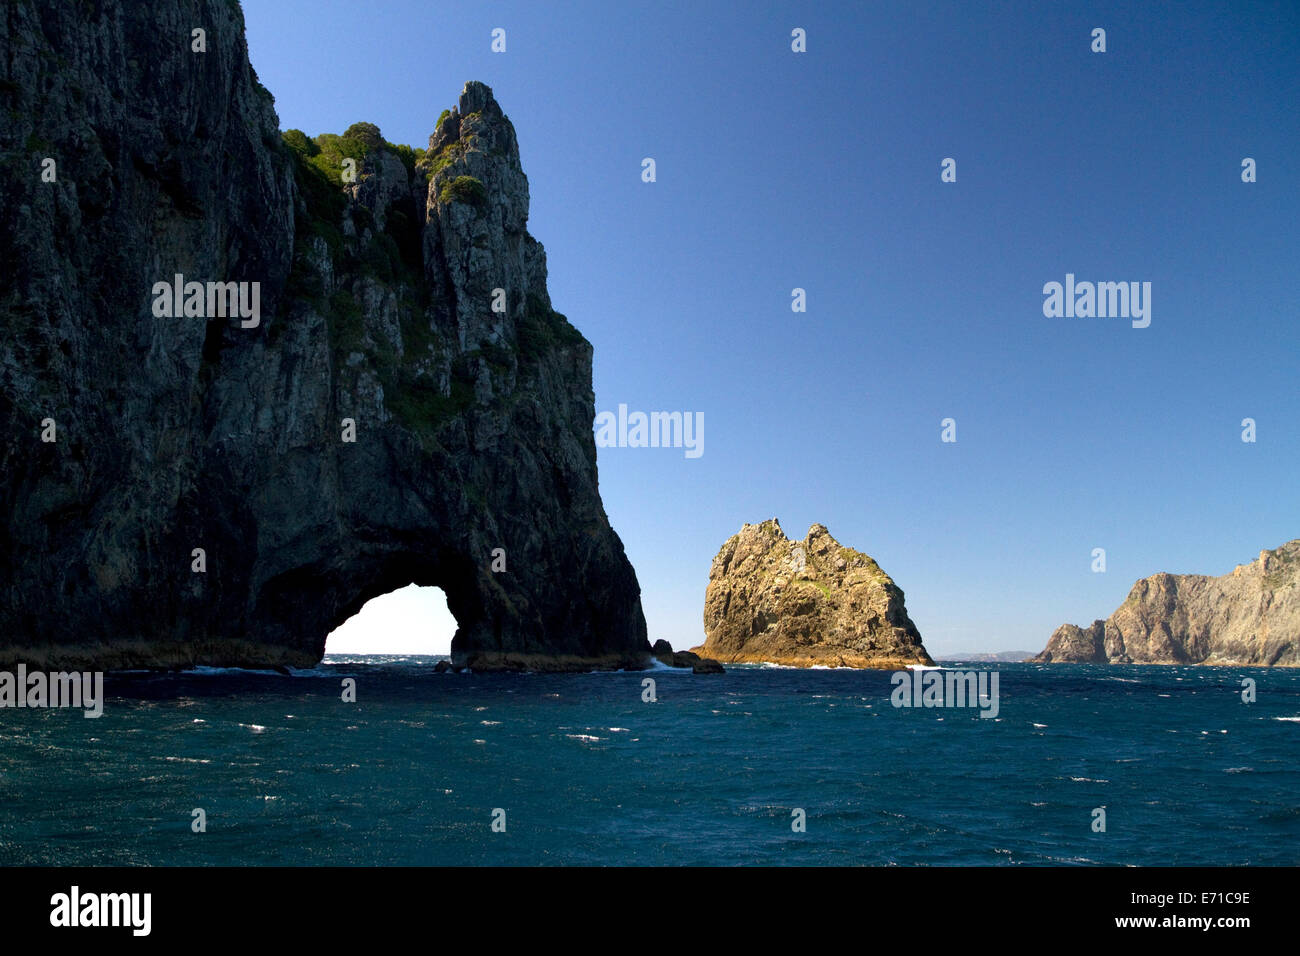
243 1 1300 657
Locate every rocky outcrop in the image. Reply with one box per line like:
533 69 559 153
1035 621 1109 663
651 639 675 665
1033 540 1300 666
651 639 724 674
679 652 725 674
0 1 649 670
692 519 933 668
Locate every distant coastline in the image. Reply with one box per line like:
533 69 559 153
935 651 1034 663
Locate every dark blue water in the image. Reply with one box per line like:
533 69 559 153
1 658 1296 865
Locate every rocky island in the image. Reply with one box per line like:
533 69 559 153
692 519 934 668
1033 539 1300 666
0 1 650 671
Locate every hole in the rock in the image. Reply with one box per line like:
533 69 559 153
323 584 458 656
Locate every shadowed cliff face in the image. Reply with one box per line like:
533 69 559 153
0 1 649 670
1034 539 1300 666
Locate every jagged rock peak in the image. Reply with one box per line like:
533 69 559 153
428 81 517 164
692 520 933 669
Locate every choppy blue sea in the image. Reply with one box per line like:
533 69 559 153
1 658 1297 865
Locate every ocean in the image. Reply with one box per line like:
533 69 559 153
2 658 1297 866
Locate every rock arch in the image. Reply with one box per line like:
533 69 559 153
0 3 648 672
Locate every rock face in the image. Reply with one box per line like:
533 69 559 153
693 519 933 668
0 1 648 670
1033 540 1300 666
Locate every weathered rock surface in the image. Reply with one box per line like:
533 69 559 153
0 1 649 670
1033 540 1300 666
692 519 933 668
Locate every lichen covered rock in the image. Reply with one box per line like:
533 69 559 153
693 519 933 668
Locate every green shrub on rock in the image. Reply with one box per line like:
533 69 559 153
438 175 486 206
281 129 318 156
342 122 383 149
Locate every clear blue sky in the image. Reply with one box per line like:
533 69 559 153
244 0 1300 657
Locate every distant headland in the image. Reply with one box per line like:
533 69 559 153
1034 539 1300 666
